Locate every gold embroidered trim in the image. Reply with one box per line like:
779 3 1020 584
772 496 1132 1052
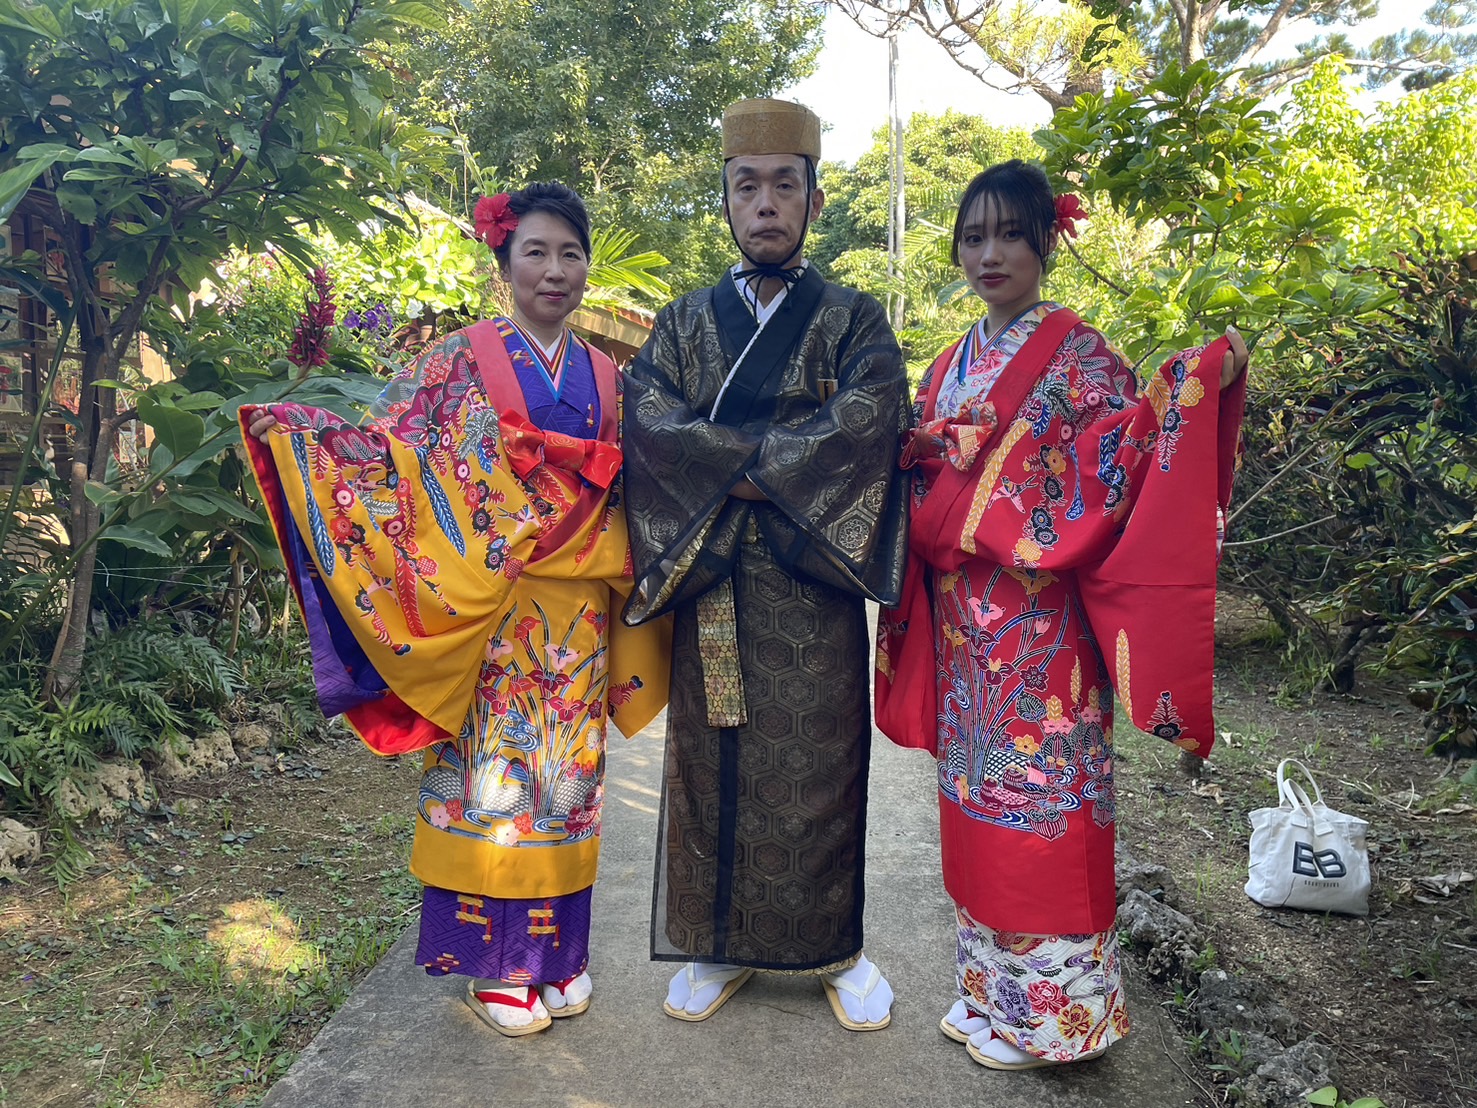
696 578 746 727
961 418 1032 556
771 953 861 977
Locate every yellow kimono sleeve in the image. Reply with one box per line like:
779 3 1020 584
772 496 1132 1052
244 402 542 752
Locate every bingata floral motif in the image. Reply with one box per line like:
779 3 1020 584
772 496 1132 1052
934 564 1117 841
418 602 612 849
955 908 1127 1062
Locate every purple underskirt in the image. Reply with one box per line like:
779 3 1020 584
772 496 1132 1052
284 522 389 717
415 884 592 982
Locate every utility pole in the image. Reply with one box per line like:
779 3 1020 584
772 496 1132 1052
886 29 905 331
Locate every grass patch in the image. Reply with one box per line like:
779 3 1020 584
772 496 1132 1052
0 736 422 1107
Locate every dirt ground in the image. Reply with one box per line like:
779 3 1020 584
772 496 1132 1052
0 730 426 1107
1 613 1473 1107
1116 616 1477 1108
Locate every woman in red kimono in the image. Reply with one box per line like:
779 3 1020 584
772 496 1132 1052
875 161 1247 1069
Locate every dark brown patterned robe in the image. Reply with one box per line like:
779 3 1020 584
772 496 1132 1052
622 268 909 970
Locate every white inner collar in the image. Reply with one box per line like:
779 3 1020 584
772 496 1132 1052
730 260 808 324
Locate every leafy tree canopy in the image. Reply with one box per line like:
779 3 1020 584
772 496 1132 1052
813 109 1036 266
811 111 1048 366
0 0 444 697
390 0 823 293
832 0 1477 106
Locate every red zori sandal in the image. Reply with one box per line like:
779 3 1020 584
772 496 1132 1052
540 972 592 1018
464 980 553 1037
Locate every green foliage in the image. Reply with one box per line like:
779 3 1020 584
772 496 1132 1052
77 301 386 628
0 619 237 810
205 253 305 367
0 610 344 821
1307 1086 1386 1108
815 111 1040 369
1345 0 1477 91
1340 255 1477 751
812 108 1166 376
1034 52 1477 737
1207 1028 1251 1077
814 111 1038 266
1039 61 1285 361
389 0 822 295
311 212 495 323
586 226 673 311
90 619 242 715
1040 57 1477 359
0 685 116 803
0 0 442 280
204 202 673 365
847 0 1476 109
0 0 446 697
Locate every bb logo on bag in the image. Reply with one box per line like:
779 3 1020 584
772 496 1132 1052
1292 841 1347 879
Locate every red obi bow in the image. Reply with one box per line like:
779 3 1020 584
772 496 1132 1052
899 397 1000 472
499 410 621 489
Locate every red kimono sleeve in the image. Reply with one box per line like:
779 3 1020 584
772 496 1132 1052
879 334 1245 758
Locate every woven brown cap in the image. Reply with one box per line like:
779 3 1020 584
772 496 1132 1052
721 98 821 161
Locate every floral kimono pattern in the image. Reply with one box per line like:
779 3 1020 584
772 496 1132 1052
244 319 670 981
878 303 1245 934
875 303 1244 1060
956 906 1130 1061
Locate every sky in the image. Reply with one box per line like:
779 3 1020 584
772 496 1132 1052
782 5 1431 165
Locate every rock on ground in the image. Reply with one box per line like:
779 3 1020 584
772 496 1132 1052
1197 968 1302 1043
154 728 240 780
231 721 275 757
0 818 41 877
1193 964 1339 1106
1236 1037 1339 1108
1117 888 1206 983
52 759 150 820
1116 852 1184 907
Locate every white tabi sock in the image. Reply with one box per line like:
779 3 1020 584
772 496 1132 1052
666 962 746 1016
822 955 894 1024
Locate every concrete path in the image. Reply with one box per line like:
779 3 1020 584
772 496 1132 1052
263 713 1209 1108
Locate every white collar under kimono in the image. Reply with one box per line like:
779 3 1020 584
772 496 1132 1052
712 260 811 418
730 260 810 325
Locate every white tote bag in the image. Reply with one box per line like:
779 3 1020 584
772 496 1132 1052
1245 759 1371 916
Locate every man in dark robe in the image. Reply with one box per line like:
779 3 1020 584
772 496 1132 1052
621 98 910 1031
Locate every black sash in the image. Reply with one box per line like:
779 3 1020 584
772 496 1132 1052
710 267 826 428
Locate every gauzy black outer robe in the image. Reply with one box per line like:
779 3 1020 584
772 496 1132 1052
622 267 909 971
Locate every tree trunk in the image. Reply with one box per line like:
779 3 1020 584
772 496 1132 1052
227 544 244 659
44 457 98 701
1180 0 1219 66
1320 617 1381 695
42 336 112 703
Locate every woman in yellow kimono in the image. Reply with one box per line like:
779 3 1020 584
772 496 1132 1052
243 183 669 1037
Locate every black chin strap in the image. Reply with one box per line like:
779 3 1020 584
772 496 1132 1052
732 260 807 293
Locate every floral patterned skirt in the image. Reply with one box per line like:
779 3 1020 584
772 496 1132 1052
955 903 1129 1061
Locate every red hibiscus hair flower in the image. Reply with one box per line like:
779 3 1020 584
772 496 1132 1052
474 193 519 250
1054 194 1087 240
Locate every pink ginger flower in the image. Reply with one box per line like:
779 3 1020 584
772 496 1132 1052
288 267 337 369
